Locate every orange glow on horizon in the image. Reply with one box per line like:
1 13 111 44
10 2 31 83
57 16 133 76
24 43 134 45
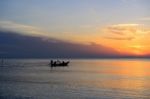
128 45 145 55
91 24 150 56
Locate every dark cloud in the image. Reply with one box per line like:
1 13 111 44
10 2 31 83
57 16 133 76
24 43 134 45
0 31 121 58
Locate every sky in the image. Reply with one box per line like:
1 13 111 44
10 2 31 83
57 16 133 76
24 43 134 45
0 0 150 58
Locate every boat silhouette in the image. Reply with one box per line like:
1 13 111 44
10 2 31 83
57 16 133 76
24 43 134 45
49 60 69 67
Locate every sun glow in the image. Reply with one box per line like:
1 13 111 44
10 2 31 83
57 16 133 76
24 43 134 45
129 45 144 55
98 23 150 56
116 44 147 56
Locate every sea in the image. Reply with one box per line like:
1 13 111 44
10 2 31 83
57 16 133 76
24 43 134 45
0 59 150 99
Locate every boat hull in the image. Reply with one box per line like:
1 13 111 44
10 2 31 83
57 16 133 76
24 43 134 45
50 61 69 67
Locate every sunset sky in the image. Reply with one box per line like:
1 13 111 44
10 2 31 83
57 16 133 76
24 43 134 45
0 0 150 58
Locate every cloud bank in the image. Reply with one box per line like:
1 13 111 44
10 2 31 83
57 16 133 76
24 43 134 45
0 30 121 58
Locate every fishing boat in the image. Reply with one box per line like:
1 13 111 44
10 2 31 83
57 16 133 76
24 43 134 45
49 60 69 67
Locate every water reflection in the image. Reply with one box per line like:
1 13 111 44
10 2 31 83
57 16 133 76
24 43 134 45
0 59 150 99
74 59 150 98
90 59 150 77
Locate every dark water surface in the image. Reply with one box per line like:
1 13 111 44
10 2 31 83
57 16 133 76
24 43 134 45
0 59 150 99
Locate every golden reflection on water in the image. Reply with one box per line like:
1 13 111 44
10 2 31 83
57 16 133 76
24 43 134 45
80 59 150 93
94 59 150 77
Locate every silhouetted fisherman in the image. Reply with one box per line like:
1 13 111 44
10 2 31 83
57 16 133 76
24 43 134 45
62 61 65 64
50 60 54 69
50 60 53 65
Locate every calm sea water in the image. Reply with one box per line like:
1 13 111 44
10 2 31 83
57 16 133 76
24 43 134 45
0 59 150 99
